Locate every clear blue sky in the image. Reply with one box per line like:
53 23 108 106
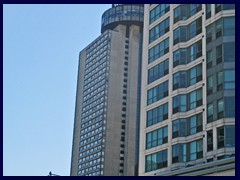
3 4 111 176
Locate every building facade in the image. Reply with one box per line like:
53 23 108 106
70 4 144 176
139 4 235 176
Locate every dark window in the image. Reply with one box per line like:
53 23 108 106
217 71 223 91
189 114 202 135
189 40 202 62
173 40 202 68
174 6 180 23
207 103 213 123
173 63 202 90
224 70 235 89
173 71 187 90
146 103 168 127
206 4 211 19
207 158 214 162
172 119 186 138
174 4 201 23
173 49 187 67
189 17 202 39
216 18 222 38
146 126 168 149
172 139 203 164
148 59 169 84
207 76 213 95
149 17 170 43
206 25 212 44
173 27 187 45
215 4 222 13
173 88 202 114
150 4 170 24
148 38 169 63
217 99 224 119
172 144 187 163
206 50 213 69
189 88 202 109
173 17 202 45
147 81 168 105
207 130 213 151
189 139 203 161
190 4 201 16
217 126 224 148
145 149 167 172
173 95 187 114
172 113 202 138
217 155 225 160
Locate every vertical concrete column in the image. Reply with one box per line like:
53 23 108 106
138 4 150 176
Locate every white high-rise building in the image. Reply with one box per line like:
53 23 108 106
139 4 235 176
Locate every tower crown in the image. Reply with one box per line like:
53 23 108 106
101 4 144 33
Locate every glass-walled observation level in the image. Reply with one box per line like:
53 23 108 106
101 4 144 33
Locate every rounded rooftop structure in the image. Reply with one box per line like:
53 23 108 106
101 4 144 33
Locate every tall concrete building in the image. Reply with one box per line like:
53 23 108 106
70 4 144 176
139 4 235 176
